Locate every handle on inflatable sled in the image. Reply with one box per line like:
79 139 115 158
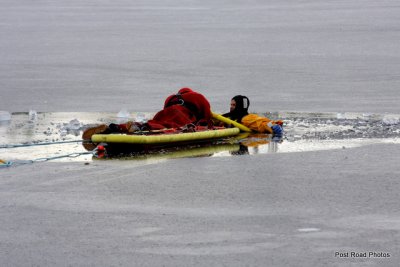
211 112 252 133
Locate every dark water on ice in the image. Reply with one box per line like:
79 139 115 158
0 111 399 165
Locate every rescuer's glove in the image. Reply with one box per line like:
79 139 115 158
271 124 283 137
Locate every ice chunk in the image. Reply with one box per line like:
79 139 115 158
362 113 372 119
58 119 81 136
382 116 399 125
117 109 131 118
116 109 131 123
135 112 148 123
336 113 345 119
28 110 37 122
66 119 81 130
0 111 11 121
60 129 68 137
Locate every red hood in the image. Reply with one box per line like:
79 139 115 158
178 87 193 94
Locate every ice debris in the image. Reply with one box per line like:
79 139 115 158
288 116 400 140
59 119 82 136
336 113 345 120
0 111 11 121
135 112 148 123
116 109 131 123
117 109 131 118
28 110 37 122
382 116 399 125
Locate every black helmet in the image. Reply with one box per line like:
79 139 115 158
230 95 250 122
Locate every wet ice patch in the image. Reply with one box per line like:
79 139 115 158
297 228 320 232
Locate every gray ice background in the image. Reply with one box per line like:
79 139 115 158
1 0 399 113
1 1 400 267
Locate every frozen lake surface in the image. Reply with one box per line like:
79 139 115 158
0 0 399 113
1 1 400 266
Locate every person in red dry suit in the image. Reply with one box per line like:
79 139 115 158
82 88 212 140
